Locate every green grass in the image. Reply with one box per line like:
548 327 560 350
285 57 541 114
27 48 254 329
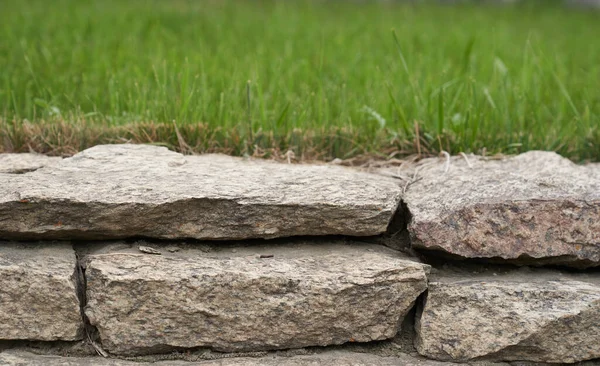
1 0 599 161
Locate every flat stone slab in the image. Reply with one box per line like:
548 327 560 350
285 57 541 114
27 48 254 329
0 350 511 366
82 241 429 355
402 151 600 267
0 153 61 174
415 266 600 363
0 242 83 341
0 144 401 241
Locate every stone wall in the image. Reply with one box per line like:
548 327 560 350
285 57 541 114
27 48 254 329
0 144 598 365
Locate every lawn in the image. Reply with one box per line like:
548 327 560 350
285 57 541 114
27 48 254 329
1 0 599 161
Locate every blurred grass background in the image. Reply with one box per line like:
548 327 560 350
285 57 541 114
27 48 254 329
1 0 598 161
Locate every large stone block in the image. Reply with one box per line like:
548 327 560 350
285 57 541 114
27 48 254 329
416 266 600 363
83 241 428 355
0 242 83 341
402 151 600 267
0 144 401 241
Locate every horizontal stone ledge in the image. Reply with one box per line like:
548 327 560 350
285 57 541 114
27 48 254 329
0 144 402 241
0 349 513 366
415 266 600 363
397 151 600 268
82 240 429 355
0 242 83 341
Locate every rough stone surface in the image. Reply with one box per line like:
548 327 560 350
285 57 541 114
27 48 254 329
0 242 83 341
0 153 61 174
415 266 600 363
83 241 428 355
401 151 600 267
0 144 401 241
0 350 510 365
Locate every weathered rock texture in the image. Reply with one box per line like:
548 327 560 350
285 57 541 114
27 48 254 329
0 242 82 341
0 350 506 366
0 153 61 173
416 266 600 363
83 241 428 355
402 151 600 267
0 144 401 241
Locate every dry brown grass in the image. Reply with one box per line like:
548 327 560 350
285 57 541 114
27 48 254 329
0 119 443 164
4 119 596 164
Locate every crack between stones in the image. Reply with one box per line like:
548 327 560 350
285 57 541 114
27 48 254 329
74 249 106 357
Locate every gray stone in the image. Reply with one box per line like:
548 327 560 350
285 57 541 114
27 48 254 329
0 350 505 365
0 153 61 174
568 0 600 7
83 241 429 355
415 266 600 363
402 151 600 267
0 144 401 241
0 242 83 341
